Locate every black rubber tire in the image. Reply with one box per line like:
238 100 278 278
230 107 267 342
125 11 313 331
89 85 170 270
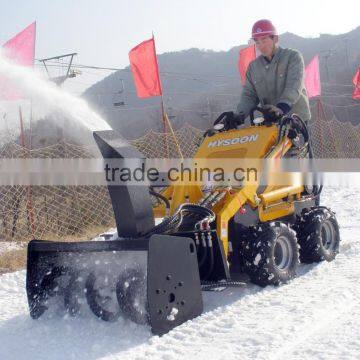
243 222 299 287
294 206 340 263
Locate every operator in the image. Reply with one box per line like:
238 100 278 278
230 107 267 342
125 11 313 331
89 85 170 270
235 19 311 125
233 20 320 203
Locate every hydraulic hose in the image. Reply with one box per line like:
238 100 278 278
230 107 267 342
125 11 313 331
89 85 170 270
149 187 170 211
142 203 215 237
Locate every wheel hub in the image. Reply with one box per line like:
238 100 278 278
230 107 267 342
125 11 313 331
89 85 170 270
321 221 336 252
274 235 293 271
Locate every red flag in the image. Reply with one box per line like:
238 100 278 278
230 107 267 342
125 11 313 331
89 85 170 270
0 22 36 100
3 22 36 66
305 55 321 98
238 45 256 85
129 37 162 98
352 68 360 100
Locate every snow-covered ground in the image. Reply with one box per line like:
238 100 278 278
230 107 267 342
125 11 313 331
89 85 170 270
0 187 359 360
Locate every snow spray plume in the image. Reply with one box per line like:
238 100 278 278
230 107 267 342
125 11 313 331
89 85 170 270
0 50 111 149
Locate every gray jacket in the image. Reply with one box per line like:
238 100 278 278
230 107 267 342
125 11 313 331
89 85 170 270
236 47 311 121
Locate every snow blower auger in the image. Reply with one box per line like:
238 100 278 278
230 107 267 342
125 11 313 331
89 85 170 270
26 131 204 335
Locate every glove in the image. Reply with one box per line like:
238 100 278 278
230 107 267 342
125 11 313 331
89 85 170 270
234 111 246 124
276 102 291 114
224 111 245 130
213 111 245 131
262 105 284 122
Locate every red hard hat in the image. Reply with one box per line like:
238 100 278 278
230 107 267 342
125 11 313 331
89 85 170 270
252 19 277 39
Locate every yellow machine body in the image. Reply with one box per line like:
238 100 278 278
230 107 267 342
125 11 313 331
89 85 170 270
153 124 305 258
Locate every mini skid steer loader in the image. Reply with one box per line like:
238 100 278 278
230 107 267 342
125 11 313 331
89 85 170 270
26 107 340 335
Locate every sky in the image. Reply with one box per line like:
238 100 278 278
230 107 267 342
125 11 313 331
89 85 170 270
0 0 359 93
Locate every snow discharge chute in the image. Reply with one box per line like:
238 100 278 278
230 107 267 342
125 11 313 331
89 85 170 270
26 130 203 335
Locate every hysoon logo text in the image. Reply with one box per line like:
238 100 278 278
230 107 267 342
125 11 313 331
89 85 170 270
207 134 259 148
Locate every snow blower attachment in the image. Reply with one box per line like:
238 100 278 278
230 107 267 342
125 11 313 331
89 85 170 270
26 130 203 335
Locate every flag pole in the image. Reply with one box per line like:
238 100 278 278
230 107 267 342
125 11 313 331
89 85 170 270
160 96 170 157
316 98 324 155
160 95 167 134
19 106 36 237
19 106 26 147
152 32 183 158
152 32 167 133
29 99 33 149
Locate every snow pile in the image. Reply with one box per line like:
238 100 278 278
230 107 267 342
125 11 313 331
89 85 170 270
0 186 359 359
